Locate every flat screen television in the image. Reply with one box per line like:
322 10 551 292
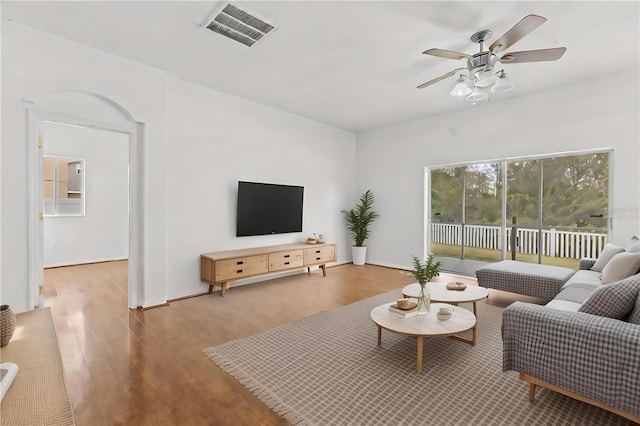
236 181 304 237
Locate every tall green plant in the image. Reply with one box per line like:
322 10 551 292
341 190 379 247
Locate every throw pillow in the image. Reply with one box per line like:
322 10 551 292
627 235 640 254
591 244 625 272
578 273 640 319
601 252 640 284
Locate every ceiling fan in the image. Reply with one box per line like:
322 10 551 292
417 14 566 103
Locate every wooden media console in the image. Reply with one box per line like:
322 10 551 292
200 242 337 296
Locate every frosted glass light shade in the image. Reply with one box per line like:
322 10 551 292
475 69 498 88
491 72 514 93
450 78 472 97
466 86 488 102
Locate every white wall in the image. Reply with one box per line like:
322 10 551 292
43 122 129 267
356 69 640 272
1 20 167 311
165 77 355 299
1 20 356 311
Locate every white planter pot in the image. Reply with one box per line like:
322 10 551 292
351 246 367 265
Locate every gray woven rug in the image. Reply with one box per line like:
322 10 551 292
203 290 633 425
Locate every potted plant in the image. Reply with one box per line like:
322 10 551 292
341 190 379 265
411 254 442 314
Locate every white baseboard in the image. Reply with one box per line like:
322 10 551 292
44 257 128 268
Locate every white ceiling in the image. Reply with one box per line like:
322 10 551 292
2 1 639 132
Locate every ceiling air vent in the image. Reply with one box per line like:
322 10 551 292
202 2 277 47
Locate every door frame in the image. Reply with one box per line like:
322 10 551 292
27 107 145 309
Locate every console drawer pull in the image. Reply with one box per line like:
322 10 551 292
284 261 290 265
236 261 244 265
315 250 321 253
284 254 290 258
316 257 321 261
236 269 243 273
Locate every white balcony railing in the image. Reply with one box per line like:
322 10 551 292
430 223 607 260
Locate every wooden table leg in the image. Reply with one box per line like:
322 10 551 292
416 336 423 374
377 326 382 346
320 264 327 276
208 284 213 294
471 324 477 346
528 383 537 402
221 283 228 297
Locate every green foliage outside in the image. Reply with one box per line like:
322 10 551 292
429 153 607 269
430 153 608 230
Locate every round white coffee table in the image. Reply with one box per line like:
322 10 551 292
370 302 476 374
401 282 488 346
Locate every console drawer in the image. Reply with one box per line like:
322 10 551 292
304 246 336 264
269 250 304 271
215 255 269 281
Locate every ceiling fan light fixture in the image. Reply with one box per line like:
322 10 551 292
491 70 514 93
417 15 565 105
466 86 488 102
474 67 498 88
449 76 472 97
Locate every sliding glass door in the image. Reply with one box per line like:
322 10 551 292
540 154 608 267
463 163 501 262
506 160 541 263
430 167 463 258
428 151 610 271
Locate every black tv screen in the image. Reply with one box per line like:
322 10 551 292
236 181 304 237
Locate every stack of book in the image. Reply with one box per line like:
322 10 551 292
388 302 418 318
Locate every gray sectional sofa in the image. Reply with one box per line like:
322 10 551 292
500 237 640 423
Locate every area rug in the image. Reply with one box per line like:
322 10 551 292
0 308 76 426
204 290 633 425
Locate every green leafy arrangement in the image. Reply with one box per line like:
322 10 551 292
341 190 379 247
411 254 442 285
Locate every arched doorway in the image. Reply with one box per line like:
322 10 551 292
26 92 144 309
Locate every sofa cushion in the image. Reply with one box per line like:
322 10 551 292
578 273 640 319
591 243 625 272
561 269 602 290
601 252 640 284
627 235 640 254
554 282 600 304
627 291 640 325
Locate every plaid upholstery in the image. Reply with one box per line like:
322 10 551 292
476 260 575 302
579 258 597 270
554 283 599 304
628 291 640 324
502 302 640 418
578 274 640 319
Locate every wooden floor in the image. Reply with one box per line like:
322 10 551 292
44 261 532 425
